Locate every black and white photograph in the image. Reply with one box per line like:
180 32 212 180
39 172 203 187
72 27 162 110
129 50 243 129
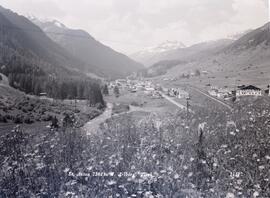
0 0 269 197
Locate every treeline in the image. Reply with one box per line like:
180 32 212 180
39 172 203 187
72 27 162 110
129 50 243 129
0 57 47 95
0 26 104 107
45 80 104 106
0 59 104 107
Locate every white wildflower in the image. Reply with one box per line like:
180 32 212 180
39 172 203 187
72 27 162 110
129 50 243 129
188 172 193 177
201 160 206 164
160 170 166 173
253 191 259 198
226 192 235 198
87 166 93 171
107 180 116 186
230 131 236 136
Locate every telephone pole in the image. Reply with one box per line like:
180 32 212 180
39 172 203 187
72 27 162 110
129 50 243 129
186 96 191 120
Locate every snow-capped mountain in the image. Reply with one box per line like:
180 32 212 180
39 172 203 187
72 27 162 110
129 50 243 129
145 40 186 53
27 15 67 29
29 16 143 79
131 41 186 67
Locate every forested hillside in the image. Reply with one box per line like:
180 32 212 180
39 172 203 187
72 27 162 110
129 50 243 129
0 6 104 106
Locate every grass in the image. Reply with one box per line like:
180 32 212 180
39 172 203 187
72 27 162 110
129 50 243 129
112 103 130 115
0 86 102 127
105 89 177 115
1 83 270 196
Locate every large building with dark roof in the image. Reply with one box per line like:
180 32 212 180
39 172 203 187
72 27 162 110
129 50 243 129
236 85 262 97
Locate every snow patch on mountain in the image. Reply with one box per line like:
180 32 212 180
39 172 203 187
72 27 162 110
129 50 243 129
142 40 186 54
27 15 66 29
131 41 186 66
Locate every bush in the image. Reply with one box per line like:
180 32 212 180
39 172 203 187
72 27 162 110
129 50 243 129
0 114 8 123
5 114 13 120
41 114 52 122
112 104 130 115
24 117 34 124
35 116 41 122
74 109 80 113
22 108 28 113
14 115 24 124
95 103 104 110
131 101 142 107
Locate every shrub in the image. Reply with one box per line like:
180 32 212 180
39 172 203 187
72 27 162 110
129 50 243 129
24 117 34 124
0 114 8 123
112 104 130 115
14 115 24 124
74 109 80 113
95 103 104 110
131 101 141 107
41 114 52 122
5 114 13 120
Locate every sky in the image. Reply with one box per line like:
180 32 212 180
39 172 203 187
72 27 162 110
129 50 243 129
1 0 269 54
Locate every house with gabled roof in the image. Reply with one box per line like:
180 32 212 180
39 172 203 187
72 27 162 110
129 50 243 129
236 85 262 97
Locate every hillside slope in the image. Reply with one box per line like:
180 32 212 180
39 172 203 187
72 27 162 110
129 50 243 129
0 6 86 77
142 39 233 77
0 6 104 104
31 17 144 79
157 23 270 88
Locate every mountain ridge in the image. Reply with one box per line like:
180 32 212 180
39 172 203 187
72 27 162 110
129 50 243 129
131 40 186 67
148 22 270 88
30 16 144 79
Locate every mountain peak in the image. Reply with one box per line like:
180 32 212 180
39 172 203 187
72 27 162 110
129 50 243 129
29 16 143 78
27 15 67 29
51 20 66 28
131 40 186 66
146 40 186 53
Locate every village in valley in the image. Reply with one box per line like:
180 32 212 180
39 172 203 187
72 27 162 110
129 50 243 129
107 74 270 108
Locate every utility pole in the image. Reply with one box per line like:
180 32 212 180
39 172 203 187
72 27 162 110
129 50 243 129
74 98 77 111
186 96 191 120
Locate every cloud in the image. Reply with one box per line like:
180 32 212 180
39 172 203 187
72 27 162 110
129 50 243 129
199 0 268 42
2 0 66 18
1 0 268 54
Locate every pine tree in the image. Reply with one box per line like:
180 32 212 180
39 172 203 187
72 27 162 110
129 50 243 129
113 86 120 98
102 84 109 95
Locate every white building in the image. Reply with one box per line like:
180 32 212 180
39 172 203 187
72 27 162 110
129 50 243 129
145 87 155 91
208 89 218 97
177 90 189 99
202 71 209 75
236 85 262 97
167 88 189 98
